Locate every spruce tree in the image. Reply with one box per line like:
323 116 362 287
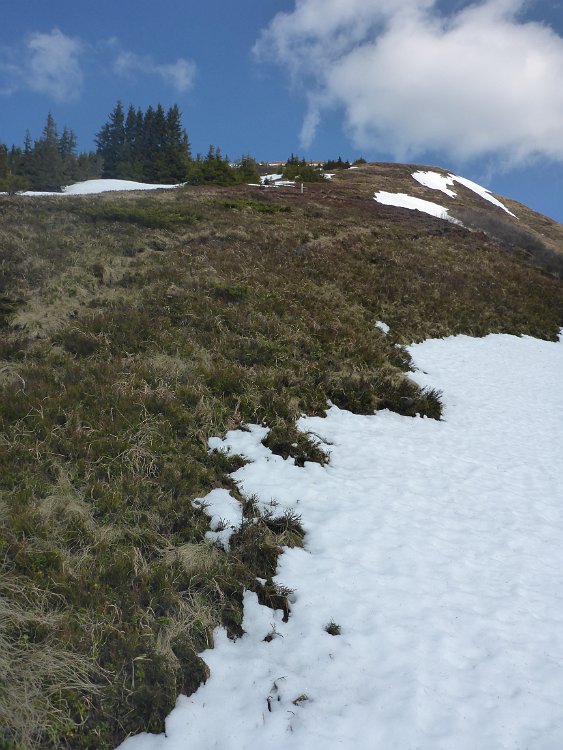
95 101 126 178
0 143 8 180
163 104 190 182
32 113 63 190
59 126 78 184
122 105 143 180
145 103 168 182
95 100 194 183
139 105 157 181
236 155 260 183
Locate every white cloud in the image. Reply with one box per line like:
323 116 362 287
0 28 83 101
255 0 563 163
0 30 196 101
0 62 19 96
114 51 196 93
25 29 83 101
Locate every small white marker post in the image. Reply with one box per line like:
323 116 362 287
300 182 304 194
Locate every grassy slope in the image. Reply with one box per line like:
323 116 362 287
341 162 563 275
1 167 562 749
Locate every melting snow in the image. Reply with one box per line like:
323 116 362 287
191 488 242 550
259 174 297 188
117 331 563 750
412 170 517 217
3 179 182 197
412 170 457 198
374 191 460 224
375 320 390 334
62 179 181 195
451 174 517 217
260 173 283 184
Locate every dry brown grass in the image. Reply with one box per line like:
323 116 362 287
0 578 103 749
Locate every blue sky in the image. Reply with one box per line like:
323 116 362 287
1 0 563 221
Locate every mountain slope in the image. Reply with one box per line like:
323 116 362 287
1 165 562 749
332 162 563 276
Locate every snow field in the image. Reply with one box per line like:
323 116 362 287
376 170 517 223
1 178 182 197
118 331 563 750
60 179 181 195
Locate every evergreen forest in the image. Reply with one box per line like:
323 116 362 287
0 102 261 192
0 101 360 193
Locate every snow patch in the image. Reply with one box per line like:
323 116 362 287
451 174 516 217
411 170 517 217
412 170 457 197
62 179 181 195
191 488 243 550
374 191 460 224
375 320 390 334
7 179 182 198
259 174 296 188
118 331 563 750
260 173 283 184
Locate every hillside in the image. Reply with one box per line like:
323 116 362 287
1 164 563 749
333 162 563 276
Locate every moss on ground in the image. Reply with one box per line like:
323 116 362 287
1 176 562 748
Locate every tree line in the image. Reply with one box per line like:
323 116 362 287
96 101 261 186
0 114 101 193
0 102 260 192
1 101 364 193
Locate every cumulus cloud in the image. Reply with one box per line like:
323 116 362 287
255 0 563 163
114 51 196 93
0 28 83 101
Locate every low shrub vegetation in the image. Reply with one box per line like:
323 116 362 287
1 171 562 748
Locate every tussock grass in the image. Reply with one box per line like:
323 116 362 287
263 421 329 466
0 173 562 748
0 578 103 749
325 620 341 636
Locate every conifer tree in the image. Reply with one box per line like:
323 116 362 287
2 114 99 191
95 100 193 182
122 105 143 180
95 101 126 178
23 130 32 157
0 143 8 180
59 126 78 184
282 154 325 182
236 155 260 183
163 104 191 181
32 113 63 190
143 104 168 181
